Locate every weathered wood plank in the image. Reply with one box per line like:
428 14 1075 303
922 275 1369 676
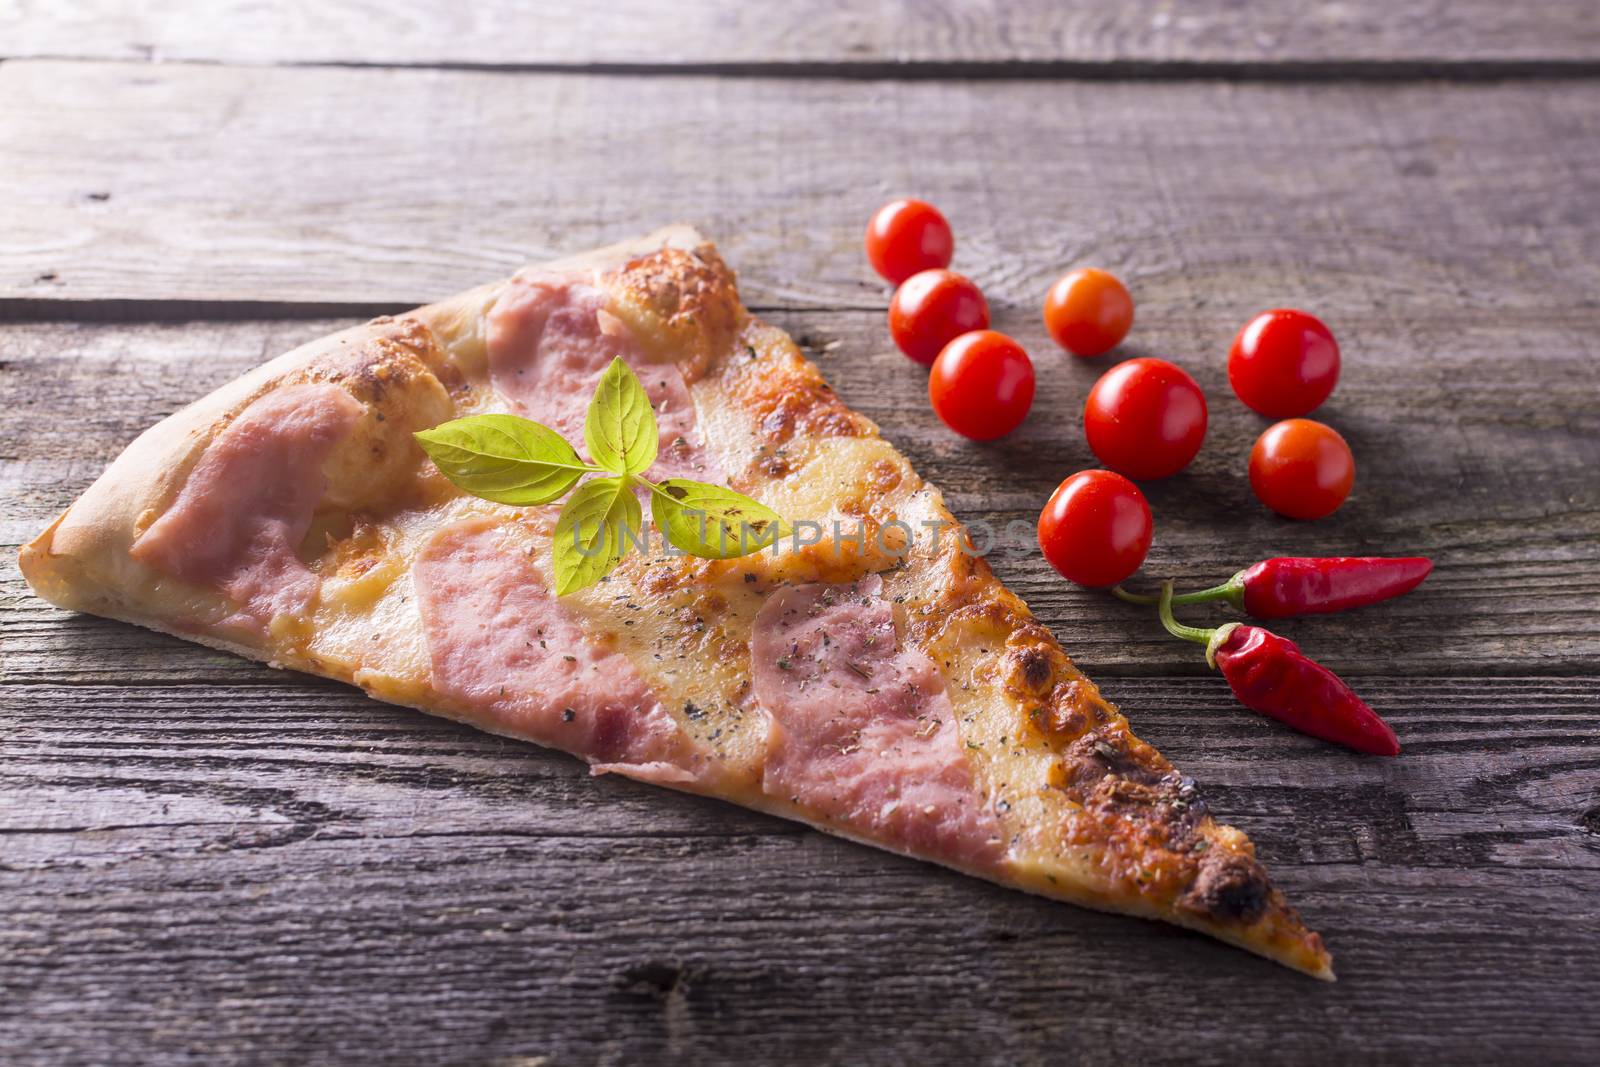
2 678 1596 1065
4 0 1598 68
5 677 1596 867
2 49 1598 1066
2 62 1598 311
5 312 1597 677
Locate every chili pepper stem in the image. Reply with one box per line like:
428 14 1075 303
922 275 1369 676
1157 581 1242 670
1113 571 1245 609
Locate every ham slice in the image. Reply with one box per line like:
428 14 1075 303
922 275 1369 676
750 577 1005 870
412 517 703 783
130 382 362 630
487 275 721 483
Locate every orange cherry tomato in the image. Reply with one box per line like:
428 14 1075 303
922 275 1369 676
1043 268 1134 358
1083 357 1208 480
889 269 990 365
928 330 1035 440
1229 309 1341 417
1037 470 1153 588
1249 418 1355 520
865 199 954 285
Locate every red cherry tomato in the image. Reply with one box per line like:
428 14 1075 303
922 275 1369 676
1043 268 1134 358
1249 418 1355 520
928 330 1035 440
889 269 990 365
1037 470 1153 588
1083 357 1208 480
1229 309 1340 418
865 199 954 285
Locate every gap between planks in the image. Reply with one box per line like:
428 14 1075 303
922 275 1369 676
0 298 883 323
7 53 1600 84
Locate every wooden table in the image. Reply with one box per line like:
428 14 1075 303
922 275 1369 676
3 4 1598 1063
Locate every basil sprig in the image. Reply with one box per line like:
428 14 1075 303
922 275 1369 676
415 357 784 595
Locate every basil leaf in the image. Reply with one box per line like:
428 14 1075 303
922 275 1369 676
415 414 588 505
552 476 642 595
584 357 658 476
650 479 785 560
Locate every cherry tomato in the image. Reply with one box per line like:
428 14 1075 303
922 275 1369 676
1037 470 1153 588
865 199 954 285
1249 418 1355 520
1043 268 1134 358
1083 357 1208 480
1228 309 1340 418
889 269 990 365
928 330 1035 440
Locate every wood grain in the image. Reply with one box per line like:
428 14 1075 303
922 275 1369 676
3 62 1599 311
5 312 1598 678
4 24 1599 1063
2 676 1596 1065
4 0 1599 69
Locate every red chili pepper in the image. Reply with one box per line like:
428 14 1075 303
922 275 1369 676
1116 555 1431 618
1158 581 1401 756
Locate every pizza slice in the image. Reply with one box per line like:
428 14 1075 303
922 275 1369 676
19 227 1332 978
